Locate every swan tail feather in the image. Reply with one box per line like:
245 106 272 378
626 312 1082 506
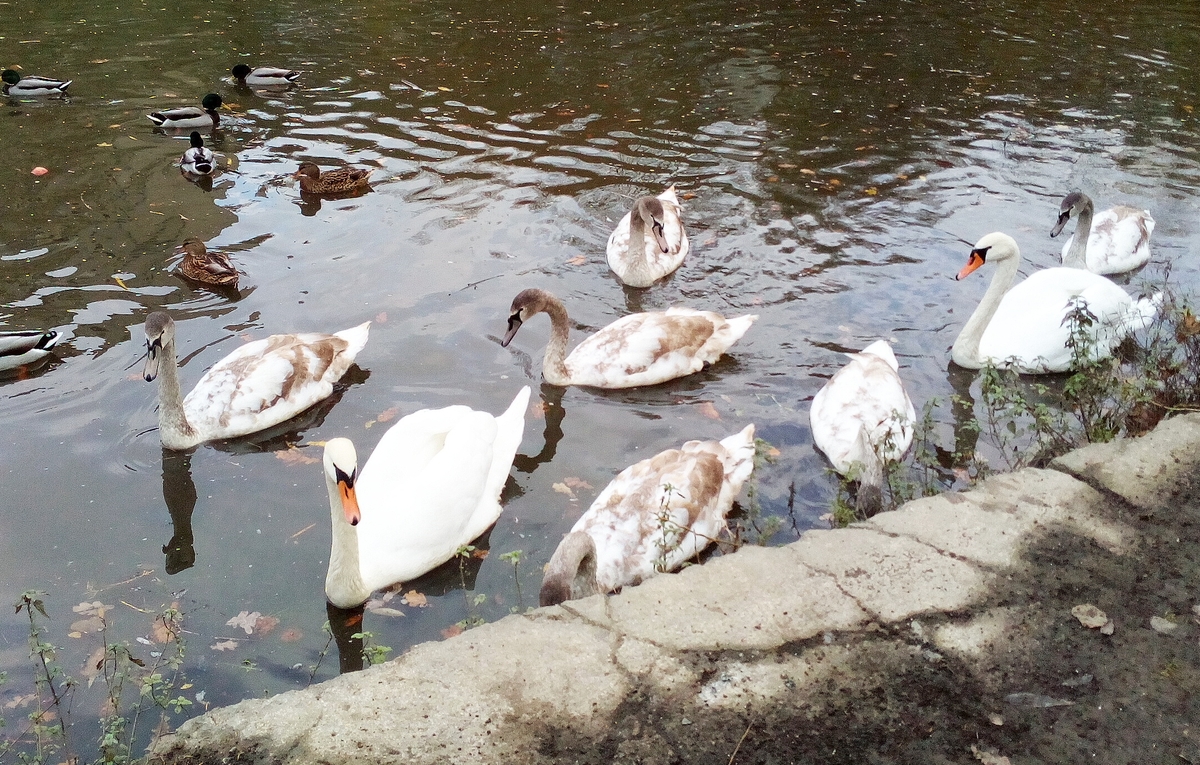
334 321 371 357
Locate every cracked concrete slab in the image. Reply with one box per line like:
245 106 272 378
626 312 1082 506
1052 412 1200 515
151 415 1200 765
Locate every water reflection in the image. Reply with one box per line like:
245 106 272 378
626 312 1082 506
326 601 365 674
160 447 198 575
510 382 566 475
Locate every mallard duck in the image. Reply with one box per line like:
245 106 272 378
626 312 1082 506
293 162 373 195
179 132 215 175
321 386 531 608
142 311 369 449
810 340 914 514
175 238 237 287
1051 191 1154 275
605 186 690 287
501 288 755 389
952 232 1160 373
539 424 756 606
2 69 71 97
0 330 60 372
232 64 301 87
147 93 225 130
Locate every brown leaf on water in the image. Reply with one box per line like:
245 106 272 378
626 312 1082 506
226 611 261 634
81 647 106 687
211 639 239 652
375 311 388 323
254 615 280 636
564 476 593 490
70 617 104 634
472 548 489 560
276 447 318 466
530 400 547 420
279 628 304 643
441 624 463 639
566 255 587 266
376 406 400 423
697 401 722 420
800 168 817 176
402 590 428 607
4 693 36 710
552 482 575 498
74 600 112 618
1176 309 1200 340
680 191 697 200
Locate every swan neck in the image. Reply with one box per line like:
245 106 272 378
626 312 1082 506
540 531 599 606
325 475 369 608
1064 202 1094 268
155 336 198 448
952 253 1020 368
540 298 572 385
625 213 650 269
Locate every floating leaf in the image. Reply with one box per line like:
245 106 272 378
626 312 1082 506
226 610 261 634
276 447 318 465
441 624 463 639
564 476 593 490
254 615 280 636
697 401 721 420
530 400 547 420
566 255 587 266
376 406 400 423
211 639 239 652
471 548 489 560
375 311 388 323
865 187 878 196
370 607 406 618
402 590 428 607
97 142 113 147
552 482 575 497
279 628 304 643
70 617 104 634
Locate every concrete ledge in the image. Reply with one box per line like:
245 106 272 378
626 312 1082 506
151 415 1200 765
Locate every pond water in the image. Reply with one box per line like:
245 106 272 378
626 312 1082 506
2 0 1198 757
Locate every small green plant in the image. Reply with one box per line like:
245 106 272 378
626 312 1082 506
729 438 785 544
499 550 525 606
3 591 72 765
350 631 393 667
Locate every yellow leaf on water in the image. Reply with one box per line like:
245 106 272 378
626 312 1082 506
96 142 113 147
865 187 878 196
437 86 451 91
402 590 428 607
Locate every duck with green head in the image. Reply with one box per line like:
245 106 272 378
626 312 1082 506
148 93 226 129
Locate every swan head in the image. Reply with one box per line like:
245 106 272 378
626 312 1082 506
956 232 1019 281
143 311 176 382
501 288 555 347
539 531 601 607
633 196 670 253
1051 191 1093 238
323 438 361 526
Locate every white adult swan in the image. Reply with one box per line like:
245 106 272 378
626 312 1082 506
539 424 756 606
321 386 531 608
951 232 1159 373
143 312 369 449
500 288 756 388
810 340 914 514
1051 191 1154 275
605 186 690 288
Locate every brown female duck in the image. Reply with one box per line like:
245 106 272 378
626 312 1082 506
176 238 238 288
293 162 372 195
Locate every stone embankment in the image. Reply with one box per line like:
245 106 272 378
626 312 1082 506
152 414 1200 764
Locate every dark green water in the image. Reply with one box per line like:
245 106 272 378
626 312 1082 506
1 0 1197 758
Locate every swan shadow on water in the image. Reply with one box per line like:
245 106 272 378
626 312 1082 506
326 526 494 675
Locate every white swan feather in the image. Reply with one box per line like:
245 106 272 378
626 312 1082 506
501 288 755 388
605 186 690 288
1052 191 1153 275
952 232 1160 373
143 311 369 449
540 424 756 606
322 387 531 608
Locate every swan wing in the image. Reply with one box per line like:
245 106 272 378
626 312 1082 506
182 324 368 439
355 390 529 589
566 310 755 388
980 268 1148 371
811 346 914 474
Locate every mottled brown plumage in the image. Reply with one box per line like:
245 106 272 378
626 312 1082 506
176 238 238 288
293 162 372 195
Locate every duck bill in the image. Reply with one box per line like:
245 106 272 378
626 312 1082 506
501 315 522 347
339 479 361 526
956 251 986 281
143 341 161 382
1049 211 1070 238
